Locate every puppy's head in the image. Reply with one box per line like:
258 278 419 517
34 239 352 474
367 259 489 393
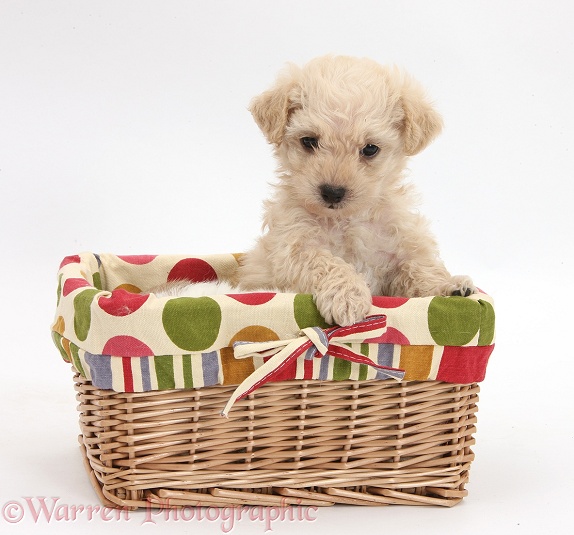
250 56 443 217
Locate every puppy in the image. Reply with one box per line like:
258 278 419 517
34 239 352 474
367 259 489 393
160 56 475 326
236 56 475 326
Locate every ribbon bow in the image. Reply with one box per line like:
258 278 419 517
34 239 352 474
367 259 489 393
221 315 405 417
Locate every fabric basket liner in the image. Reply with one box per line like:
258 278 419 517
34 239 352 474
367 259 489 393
51 253 495 393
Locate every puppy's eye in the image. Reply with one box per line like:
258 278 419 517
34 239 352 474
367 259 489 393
301 137 319 151
360 144 379 157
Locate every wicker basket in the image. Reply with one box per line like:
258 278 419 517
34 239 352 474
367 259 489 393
54 253 493 509
75 371 478 508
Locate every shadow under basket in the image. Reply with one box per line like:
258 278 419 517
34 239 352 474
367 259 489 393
74 369 479 508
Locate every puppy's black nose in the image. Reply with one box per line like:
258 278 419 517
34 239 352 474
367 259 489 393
320 184 346 205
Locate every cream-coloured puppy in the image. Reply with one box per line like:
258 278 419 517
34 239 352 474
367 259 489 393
235 56 475 326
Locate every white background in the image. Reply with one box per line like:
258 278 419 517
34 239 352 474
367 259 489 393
1 1 573 533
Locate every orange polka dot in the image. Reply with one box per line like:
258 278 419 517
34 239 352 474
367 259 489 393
114 283 142 293
222 326 280 385
229 325 280 345
61 337 72 361
52 316 65 335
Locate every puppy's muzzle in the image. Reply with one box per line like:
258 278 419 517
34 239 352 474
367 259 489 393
320 184 346 207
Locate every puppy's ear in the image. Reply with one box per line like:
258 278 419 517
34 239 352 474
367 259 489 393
399 75 443 156
249 66 301 145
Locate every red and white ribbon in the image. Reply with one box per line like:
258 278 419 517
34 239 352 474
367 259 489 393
221 315 405 417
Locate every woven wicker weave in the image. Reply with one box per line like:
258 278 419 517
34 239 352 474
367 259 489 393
74 368 479 508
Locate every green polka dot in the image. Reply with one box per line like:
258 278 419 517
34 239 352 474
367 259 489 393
51 331 69 361
428 296 482 346
70 343 85 377
56 273 63 306
162 297 222 351
477 299 496 345
92 271 102 290
73 289 101 342
294 294 331 329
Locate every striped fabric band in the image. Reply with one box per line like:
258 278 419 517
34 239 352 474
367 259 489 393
221 316 405 417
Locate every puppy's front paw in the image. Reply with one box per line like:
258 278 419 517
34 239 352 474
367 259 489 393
315 280 372 327
440 275 477 298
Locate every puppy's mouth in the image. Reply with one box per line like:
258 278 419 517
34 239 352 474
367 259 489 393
307 196 352 218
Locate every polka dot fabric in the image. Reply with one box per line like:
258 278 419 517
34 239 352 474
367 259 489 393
52 253 495 392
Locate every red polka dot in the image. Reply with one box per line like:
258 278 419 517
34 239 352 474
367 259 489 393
372 296 410 308
59 255 81 269
62 278 91 296
227 293 276 305
167 258 218 283
102 336 153 357
98 289 149 316
372 327 410 345
117 255 157 265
